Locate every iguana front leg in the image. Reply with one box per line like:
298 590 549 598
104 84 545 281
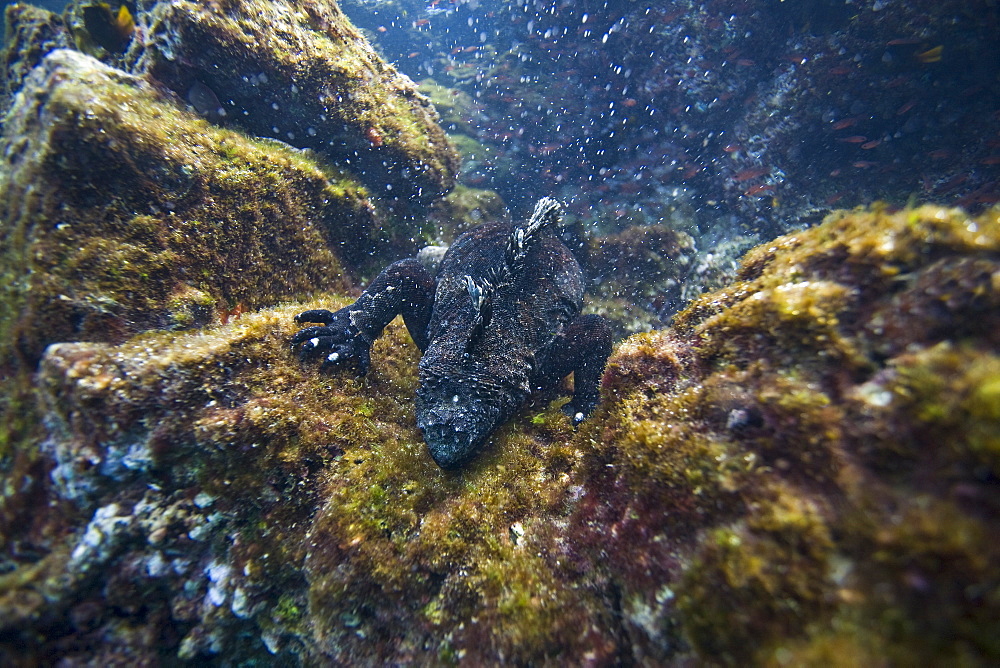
291 258 435 374
538 313 614 423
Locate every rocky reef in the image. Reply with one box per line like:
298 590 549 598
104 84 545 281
130 0 459 205
2 0 999 665
4 195 1000 662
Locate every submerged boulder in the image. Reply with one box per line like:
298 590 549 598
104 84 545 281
0 48 365 370
585 204 1000 664
131 0 459 205
2 203 997 664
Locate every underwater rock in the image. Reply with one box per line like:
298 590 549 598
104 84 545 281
1 3 71 116
2 204 999 664
580 222 698 335
0 47 373 371
131 0 459 205
573 204 1000 664
11 300 425 662
427 183 508 240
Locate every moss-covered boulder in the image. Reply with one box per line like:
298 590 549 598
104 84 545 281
131 0 459 205
578 204 1000 664
0 48 368 370
1 3 71 115
2 202 999 664
5 299 418 662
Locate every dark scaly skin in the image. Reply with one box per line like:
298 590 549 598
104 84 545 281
291 198 613 468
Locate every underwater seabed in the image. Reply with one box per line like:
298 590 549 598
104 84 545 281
4 198 1000 664
1 0 999 664
0 193 1000 665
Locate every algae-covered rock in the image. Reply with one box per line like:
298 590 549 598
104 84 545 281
1 3 70 115
2 184 1000 662
574 204 1000 664
0 48 369 370
132 0 459 205
4 299 419 662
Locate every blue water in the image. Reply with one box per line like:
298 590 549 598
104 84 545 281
341 0 1000 239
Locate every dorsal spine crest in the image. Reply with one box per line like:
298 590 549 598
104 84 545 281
504 197 564 278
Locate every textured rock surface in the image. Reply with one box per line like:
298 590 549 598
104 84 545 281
2 204 998 664
0 3 70 115
0 8 462 659
584 204 1000 664
0 49 385 369
131 0 459 205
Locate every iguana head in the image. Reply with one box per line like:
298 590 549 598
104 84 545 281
415 372 514 469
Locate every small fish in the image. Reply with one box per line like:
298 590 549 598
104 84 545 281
187 81 226 121
916 46 943 63
839 136 868 144
82 1 135 53
733 167 769 182
832 118 860 130
744 184 775 197
861 140 881 150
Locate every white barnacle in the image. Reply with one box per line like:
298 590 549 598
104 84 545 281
308 337 320 348
328 352 340 362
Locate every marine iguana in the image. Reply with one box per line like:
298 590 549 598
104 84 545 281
290 197 613 469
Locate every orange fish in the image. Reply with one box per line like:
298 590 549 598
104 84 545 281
839 136 868 144
733 167 769 182
861 140 881 150
744 184 775 197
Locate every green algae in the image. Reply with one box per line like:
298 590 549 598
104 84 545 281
1 3 71 112
429 184 508 240
677 489 835 663
0 49 370 371
133 0 459 203
2 200 1000 662
570 204 1000 664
